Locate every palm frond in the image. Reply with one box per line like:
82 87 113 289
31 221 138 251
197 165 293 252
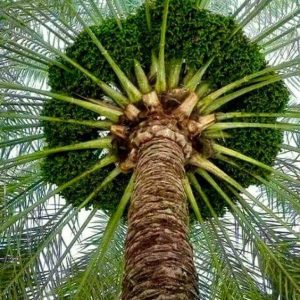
71 174 134 299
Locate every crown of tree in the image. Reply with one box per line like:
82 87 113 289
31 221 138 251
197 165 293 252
0 0 299 299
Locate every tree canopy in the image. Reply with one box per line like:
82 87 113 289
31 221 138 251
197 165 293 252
0 0 299 299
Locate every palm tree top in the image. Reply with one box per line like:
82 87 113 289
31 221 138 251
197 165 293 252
0 0 299 299
42 0 289 219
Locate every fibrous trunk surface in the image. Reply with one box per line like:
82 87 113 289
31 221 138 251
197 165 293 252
122 134 199 299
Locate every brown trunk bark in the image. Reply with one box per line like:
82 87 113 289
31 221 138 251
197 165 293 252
122 136 199 299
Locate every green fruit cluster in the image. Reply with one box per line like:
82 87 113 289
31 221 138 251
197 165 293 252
43 0 289 218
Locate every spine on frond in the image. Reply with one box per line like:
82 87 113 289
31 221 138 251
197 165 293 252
212 143 299 184
199 75 281 114
0 112 113 129
167 59 183 89
0 82 123 122
67 2 142 103
58 52 129 107
197 57 300 111
145 0 152 30
197 168 278 243
188 173 215 218
203 130 231 139
83 26 142 103
155 0 170 93
185 58 213 92
134 60 151 94
149 51 158 81
183 69 196 86
216 111 300 120
207 122 300 132
182 176 203 222
1 137 112 170
198 72 275 110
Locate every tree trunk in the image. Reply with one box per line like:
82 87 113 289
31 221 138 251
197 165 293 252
122 135 199 299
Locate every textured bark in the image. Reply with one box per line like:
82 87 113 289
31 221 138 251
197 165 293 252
122 136 199 299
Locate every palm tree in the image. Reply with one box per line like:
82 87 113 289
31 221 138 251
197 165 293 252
0 0 299 298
